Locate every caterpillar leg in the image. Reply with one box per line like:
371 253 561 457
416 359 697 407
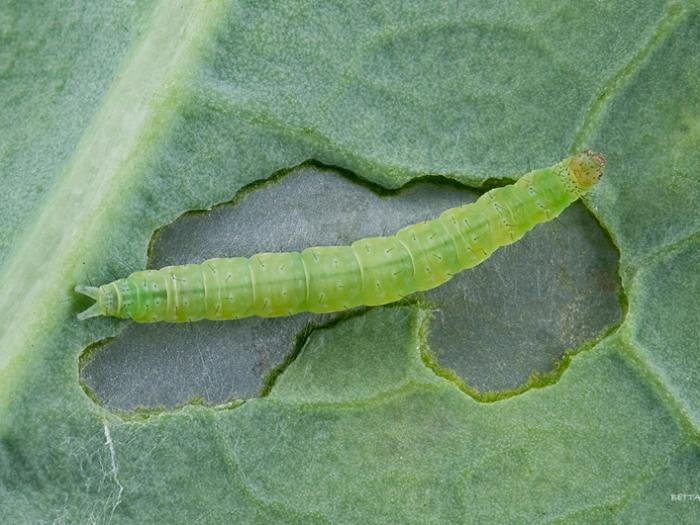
75 284 99 299
75 285 103 320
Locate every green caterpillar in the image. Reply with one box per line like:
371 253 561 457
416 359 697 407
76 151 605 323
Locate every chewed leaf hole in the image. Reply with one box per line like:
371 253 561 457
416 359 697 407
79 162 622 412
425 200 623 396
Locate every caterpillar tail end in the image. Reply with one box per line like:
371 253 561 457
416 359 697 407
75 285 103 320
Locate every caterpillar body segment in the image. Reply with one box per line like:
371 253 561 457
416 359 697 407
76 151 604 323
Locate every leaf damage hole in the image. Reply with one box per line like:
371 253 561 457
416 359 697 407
79 161 622 412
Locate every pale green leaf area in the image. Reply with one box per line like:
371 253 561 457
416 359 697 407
81 164 620 410
1 0 699 523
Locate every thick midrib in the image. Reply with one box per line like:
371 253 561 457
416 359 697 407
0 0 223 371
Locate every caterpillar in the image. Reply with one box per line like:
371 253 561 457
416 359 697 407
76 151 605 323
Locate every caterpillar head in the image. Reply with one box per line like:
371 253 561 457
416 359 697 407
567 150 605 192
75 284 118 320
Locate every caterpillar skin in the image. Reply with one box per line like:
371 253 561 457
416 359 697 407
76 151 605 323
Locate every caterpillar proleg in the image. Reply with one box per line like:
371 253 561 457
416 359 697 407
76 151 605 323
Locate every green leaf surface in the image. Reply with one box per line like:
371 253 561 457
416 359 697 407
1 1 698 523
